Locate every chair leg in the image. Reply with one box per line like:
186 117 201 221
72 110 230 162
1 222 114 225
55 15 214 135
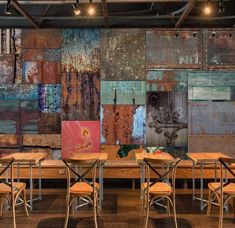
206 189 212 216
233 197 235 218
167 199 171 217
172 196 178 228
12 196 16 228
142 193 145 216
0 197 3 217
219 198 224 228
144 200 150 228
23 190 29 216
64 195 70 228
93 194 98 228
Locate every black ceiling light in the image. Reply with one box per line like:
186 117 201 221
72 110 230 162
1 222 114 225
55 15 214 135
73 0 81 16
218 0 225 14
5 0 12 15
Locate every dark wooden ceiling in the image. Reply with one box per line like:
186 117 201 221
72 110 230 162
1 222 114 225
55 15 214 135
0 0 234 28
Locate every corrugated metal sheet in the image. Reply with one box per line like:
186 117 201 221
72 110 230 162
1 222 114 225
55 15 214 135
101 105 146 145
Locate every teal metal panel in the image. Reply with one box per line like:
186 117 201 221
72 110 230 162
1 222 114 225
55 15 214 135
101 81 146 105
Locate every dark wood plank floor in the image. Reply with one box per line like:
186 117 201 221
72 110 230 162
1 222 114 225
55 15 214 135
0 189 234 228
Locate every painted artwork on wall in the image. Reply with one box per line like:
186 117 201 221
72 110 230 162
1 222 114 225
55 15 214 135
101 105 146 145
146 92 188 147
146 70 188 92
101 81 146 105
101 29 145 80
61 29 100 120
146 29 202 69
62 121 100 158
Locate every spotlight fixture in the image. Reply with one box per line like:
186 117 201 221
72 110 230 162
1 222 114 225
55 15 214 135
73 0 81 16
5 0 12 15
218 0 225 14
203 0 212 16
87 0 96 16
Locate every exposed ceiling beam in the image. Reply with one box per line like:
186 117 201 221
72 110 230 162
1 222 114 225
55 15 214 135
0 0 225 4
101 0 109 27
175 0 196 28
11 0 40 28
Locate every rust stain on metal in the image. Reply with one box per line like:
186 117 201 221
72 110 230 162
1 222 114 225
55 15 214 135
38 113 61 134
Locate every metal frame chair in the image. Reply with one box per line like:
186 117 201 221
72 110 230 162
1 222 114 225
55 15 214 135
0 158 29 228
206 157 235 228
142 157 180 228
63 158 100 228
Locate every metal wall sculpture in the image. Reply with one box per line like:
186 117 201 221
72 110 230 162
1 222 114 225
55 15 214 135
62 121 100 158
147 92 187 147
101 29 145 80
146 29 202 69
61 29 100 120
101 81 146 105
101 105 146 145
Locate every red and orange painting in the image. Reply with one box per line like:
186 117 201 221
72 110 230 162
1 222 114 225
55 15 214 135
61 121 100 158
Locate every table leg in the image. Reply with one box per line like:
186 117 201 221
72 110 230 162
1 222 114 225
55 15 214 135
99 164 102 209
214 162 217 182
29 162 33 211
200 163 204 211
17 162 20 182
38 162 42 200
192 161 195 200
140 163 144 199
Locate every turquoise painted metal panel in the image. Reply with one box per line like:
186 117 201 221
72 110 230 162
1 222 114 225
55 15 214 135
188 72 235 87
38 84 61 113
101 29 145 80
20 100 38 134
101 81 146 105
0 100 20 133
146 70 188 92
189 101 235 134
0 84 38 100
188 87 231 101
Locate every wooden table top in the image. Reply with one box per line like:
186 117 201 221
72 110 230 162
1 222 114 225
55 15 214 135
69 153 108 163
135 152 174 163
187 152 231 163
3 152 48 164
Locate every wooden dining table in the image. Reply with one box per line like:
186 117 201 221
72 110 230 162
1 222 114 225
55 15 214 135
2 152 48 210
187 152 231 210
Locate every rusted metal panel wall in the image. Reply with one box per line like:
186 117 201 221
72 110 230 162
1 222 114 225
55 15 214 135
61 29 100 120
101 81 146 105
38 113 61 134
206 30 235 70
61 121 100 158
0 134 22 147
38 84 61 113
146 29 202 69
146 92 188 147
101 105 146 145
188 135 235 157
146 70 188 92
0 29 22 83
101 29 145 80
